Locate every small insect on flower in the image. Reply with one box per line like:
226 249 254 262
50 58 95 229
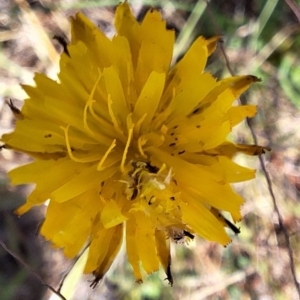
168 227 195 244
1 1 270 286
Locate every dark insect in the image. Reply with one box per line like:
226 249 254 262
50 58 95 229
145 162 159 174
170 229 194 243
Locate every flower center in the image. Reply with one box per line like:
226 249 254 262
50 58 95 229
125 161 161 201
123 160 192 236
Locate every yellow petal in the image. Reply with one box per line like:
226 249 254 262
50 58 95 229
172 37 209 78
135 212 160 274
162 73 216 122
135 9 174 92
103 66 130 127
70 12 114 69
206 142 270 158
202 121 231 150
155 230 172 285
115 2 141 68
167 120 231 152
111 35 134 98
149 147 244 220
101 200 128 228
8 119 66 149
205 36 221 56
181 192 231 245
92 224 123 283
84 226 113 274
226 105 257 127
9 158 85 213
126 218 143 282
236 144 271 156
62 41 96 93
41 188 101 258
212 156 256 183
51 164 117 203
133 71 165 132
190 75 261 117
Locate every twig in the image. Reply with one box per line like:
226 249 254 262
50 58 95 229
0 240 67 300
224 29 300 300
205 1 300 298
224 26 300 300
285 0 300 22
258 151 300 296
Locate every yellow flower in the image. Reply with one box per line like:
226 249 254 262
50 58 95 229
1 2 269 286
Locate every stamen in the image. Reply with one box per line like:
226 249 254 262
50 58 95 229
120 126 134 173
108 95 124 137
62 125 88 163
88 100 126 143
164 167 172 184
83 70 102 135
137 136 146 158
97 139 117 171
83 100 96 136
134 113 147 136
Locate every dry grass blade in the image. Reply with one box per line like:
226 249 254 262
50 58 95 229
173 0 207 61
220 25 300 300
185 267 256 300
0 31 19 42
250 24 300 73
14 0 59 66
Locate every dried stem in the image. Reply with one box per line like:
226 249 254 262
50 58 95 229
285 0 300 22
205 1 300 298
0 240 67 300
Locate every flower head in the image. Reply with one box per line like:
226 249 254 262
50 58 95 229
1 2 268 285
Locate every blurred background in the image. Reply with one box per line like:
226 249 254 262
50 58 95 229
1 0 300 299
